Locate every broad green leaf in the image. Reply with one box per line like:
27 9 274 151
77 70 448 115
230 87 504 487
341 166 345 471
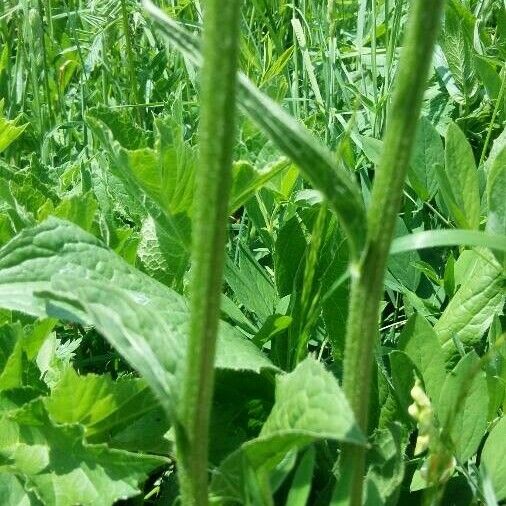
225 245 278 323
274 216 307 297
86 105 151 150
439 3 476 104
0 100 27 154
45 368 168 452
253 314 292 347
38 193 97 232
386 219 421 292
441 122 480 229
364 424 407 506
0 324 23 391
389 351 418 418
486 146 506 259
230 159 291 212
137 216 190 289
408 116 444 201
438 351 488 462
0 474 40 506
87 114 192 253
0 219 278 417
0 398 166 506
485 127 506 173
359 135 383 165
481 417 506 501
211 358 365 503
142 0 367 259
474 56 502 101
321 234 350 360
435 249 504 361
398 315 446 407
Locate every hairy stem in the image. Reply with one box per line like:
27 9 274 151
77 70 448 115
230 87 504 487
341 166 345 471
178 1 242 505
339 1 445 504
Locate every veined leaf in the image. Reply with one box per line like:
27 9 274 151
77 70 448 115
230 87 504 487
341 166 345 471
0 397 166 506
142 0 367 259
398 315 446 408
481 416 506 501
0 323 24 391
486 146 506 265
0 473 40 505
408 116 443 201
0 219 278 417
363 423 407 506
211 358 365 503
45 368 167 451
440 122 480 229
438 351 488 463
0 100 27 154
435 249 504 361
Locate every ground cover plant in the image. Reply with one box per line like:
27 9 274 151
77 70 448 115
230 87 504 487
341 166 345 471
0 0 505 504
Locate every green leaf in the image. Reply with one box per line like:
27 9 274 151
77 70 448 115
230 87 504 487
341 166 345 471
398 315 446 407
45 368 167 451
486 146 506 257
386 219 421 292
438 351 488 463
0 473 40 505
0 100 27 154
474 56 502 101
137 216 190 289
481 417 506 501
439 2 476 104
0 398 166 506
363 424 407 506
441 122 480 229
408 116 443 200
274 216 307 297
211 358 365 503
0 219 278 417
230 159 291 213
142 0 367 260
0 324 24 391
225 245 278 323
435 249 504 361
38 193 97 232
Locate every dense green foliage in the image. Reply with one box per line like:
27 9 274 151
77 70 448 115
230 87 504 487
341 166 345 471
0 0 504 505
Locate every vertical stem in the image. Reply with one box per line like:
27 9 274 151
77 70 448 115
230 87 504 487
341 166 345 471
339 1 445 504
120 0 141 120
37 0 54 128
178 1 242 505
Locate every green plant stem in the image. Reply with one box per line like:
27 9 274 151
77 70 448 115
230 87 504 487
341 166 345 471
178 1 242 505
339 1 445 504
120 0 141 120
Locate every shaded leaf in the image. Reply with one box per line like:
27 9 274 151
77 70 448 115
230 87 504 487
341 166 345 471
211 358 365 503
481 417 506 501
438 351 488 462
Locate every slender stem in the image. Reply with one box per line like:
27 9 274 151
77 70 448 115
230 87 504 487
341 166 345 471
177 1 242 505
478 64 505 169
37 0 54 128
339 1 445 504
120 0 141 120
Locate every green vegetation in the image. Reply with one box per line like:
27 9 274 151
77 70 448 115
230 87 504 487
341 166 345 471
0 0 504 505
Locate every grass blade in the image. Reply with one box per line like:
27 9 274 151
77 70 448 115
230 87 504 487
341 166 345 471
390 229 506 255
